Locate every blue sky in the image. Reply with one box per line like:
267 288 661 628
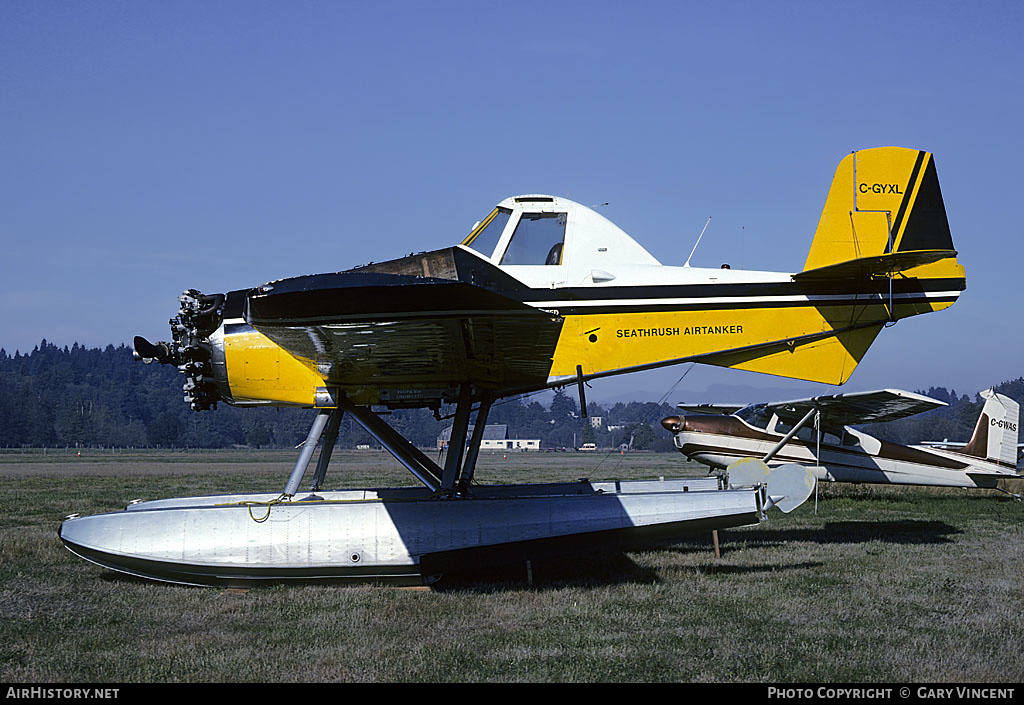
2 1 1021 403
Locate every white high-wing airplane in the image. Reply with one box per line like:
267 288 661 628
661 388 1022 497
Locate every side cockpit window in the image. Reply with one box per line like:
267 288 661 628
462 207 512 259
500 212 567 265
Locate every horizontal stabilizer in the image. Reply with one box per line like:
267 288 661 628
795 249 957 281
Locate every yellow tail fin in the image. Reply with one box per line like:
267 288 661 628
704 147 965 385
804 147 961 276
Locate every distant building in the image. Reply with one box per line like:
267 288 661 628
589 416 603 429
438 424 540 451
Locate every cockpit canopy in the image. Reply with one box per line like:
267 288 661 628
459 196 660 282
733 403 862 447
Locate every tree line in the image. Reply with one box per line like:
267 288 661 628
0 341 679 451
2 341 1020 456
857 378 1024 450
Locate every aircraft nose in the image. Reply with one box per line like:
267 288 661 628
660 416 684 433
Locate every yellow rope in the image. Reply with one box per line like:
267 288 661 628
237 493 290 523
221 491 438 523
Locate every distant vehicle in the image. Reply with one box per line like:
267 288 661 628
578 443 597 451
662 388 1022 498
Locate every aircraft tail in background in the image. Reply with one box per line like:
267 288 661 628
960 389 1020 468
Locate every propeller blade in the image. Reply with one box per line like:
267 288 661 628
133 336 172 364
726 457 816 513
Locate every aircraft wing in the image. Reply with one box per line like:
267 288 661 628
918 440 966 449
676 403 746 415
758 389 947 427
245 268 565 397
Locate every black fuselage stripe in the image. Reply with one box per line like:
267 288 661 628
542 297 959 316
241 289 961 325
236 274 963 325
513 277 964 303
242 293 961 326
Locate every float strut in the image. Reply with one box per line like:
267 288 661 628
458 395 494 493
441 385 473 492
284 409 331 497
340 398 442 493
310 408 343 491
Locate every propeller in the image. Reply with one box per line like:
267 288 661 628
726 457 816 513
133 336 173 365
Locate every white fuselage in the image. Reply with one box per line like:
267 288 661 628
673 416 1016 489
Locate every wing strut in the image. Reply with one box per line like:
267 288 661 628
762 408 817 463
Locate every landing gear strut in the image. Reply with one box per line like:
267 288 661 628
281 386 494 500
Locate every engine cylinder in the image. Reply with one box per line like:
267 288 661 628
171 289 226 411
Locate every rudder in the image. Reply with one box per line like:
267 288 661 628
961 389 1020 467
803 147 959 272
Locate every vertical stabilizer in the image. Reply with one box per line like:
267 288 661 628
961 389 1020 466
804 147 956 271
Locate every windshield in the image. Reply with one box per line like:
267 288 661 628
500 212 567 265
461 207 511 258
734 403 773 430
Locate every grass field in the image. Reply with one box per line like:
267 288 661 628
1 449 1022 683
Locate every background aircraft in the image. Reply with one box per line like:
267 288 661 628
661 388 1022 497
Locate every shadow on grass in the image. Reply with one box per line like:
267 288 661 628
683 520 962 550
432 547 832 590
432 550 661 593
685 560 825 576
